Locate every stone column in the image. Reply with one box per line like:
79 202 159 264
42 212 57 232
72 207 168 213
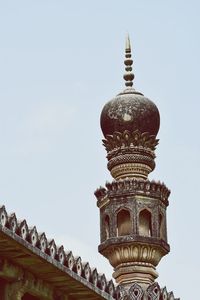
4 281 25 300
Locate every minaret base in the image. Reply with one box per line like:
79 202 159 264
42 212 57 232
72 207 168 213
113 262 158 287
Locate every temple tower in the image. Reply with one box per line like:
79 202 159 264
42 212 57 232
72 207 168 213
95 37 171 295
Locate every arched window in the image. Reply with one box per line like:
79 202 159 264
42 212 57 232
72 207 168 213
139 209 152 237
22 294 40 300
159 214 165 239
117 209 131 236
104 215 110 239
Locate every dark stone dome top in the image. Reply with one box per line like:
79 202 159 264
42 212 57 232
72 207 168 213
100 88 160 137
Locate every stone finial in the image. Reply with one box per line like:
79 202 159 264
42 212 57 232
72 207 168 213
123 35 135 87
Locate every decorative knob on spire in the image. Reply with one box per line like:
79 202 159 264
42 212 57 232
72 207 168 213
123 35 135 87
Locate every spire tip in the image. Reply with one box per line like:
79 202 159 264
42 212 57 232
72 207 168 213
125 34 131 51
123 35 134 87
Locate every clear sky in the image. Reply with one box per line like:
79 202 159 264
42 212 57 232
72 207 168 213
0 1 199 299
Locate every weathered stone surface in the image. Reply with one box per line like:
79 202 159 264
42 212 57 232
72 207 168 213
115 282 180 300
100 89 160 138
0 205 116 300
96 39 179 299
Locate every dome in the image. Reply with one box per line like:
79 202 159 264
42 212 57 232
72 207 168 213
100 88 160 137
100 36 160 138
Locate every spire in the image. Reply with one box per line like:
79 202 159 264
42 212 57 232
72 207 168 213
123 35 135 87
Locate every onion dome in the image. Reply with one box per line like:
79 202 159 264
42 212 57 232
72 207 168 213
100 36 160 138
100 36 160 180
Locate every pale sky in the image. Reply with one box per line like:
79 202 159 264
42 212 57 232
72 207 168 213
0 1 200 299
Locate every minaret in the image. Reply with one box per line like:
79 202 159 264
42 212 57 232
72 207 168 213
95 37 173 298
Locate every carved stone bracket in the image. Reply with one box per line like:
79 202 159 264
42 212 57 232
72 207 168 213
0 259 54 299
4 281 25 300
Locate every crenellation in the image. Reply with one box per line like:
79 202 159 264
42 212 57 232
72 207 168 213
8 212 18 232
96 179 170 208
28 226 39 247
57 245 65 264
65 251 74 270
91 268 98 286
47 239 57 259
82 262 91 280
18 219 29 240
0 205 8 227
38 232 48 252
73 256 82 276
98 273 107 291
107 279 115 297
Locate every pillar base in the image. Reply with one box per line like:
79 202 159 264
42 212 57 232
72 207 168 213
113 262 158 286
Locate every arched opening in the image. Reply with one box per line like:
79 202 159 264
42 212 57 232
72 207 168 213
139 209 152 237
159 213 165 239
104 215 110 239
22 294 40 300
117 209 131 236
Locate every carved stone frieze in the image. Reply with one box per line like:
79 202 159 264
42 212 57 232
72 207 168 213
108 154 155 175
102 130 159 153
116 284 128 300
115 282 179 300
129 283 144 300
100 242 167 268
110 163 152 180
146 282 161 299
102 130 159 180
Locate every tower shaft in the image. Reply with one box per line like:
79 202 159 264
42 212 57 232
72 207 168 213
95 37 170 290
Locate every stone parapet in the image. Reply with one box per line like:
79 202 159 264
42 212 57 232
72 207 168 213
95 179 170 208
